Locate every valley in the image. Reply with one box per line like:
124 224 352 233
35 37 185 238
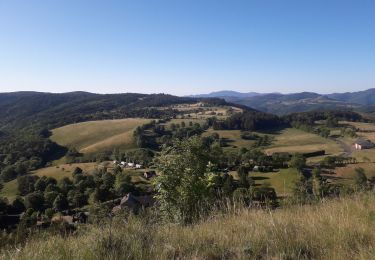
1 92 375 259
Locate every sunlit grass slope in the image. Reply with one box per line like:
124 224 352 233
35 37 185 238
51 118 150 153
4 194 375 259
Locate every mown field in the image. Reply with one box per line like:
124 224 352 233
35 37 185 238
203 129 255 149
264 128 342 155
331 162 375 184
231 168 300 197
3 193 375 259
51 118 150 153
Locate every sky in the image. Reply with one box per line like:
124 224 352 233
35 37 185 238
0 0 375 96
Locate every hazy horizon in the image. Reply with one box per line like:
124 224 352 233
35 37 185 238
0 87 374 97
1 1 375 95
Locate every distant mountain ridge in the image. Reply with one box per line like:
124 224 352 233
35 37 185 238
191 88 375 115
190 90 281 98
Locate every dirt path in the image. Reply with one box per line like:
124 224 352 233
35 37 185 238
333 138 354 156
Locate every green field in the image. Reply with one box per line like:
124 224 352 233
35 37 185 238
251 168 300 196
0 179 18 201
331 162 375 185
32 162 105 180
230 168 300 197
264 128 342 155
171 103 241 120
203 129 255 149
51 118 150 153
0 162 107 201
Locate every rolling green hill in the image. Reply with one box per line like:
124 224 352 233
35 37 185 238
51 118 150 153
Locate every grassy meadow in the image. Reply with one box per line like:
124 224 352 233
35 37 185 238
332 163 375 183
0 179 18 202
51 118 150 153
0 162 111 201
264 128 342 155
203 129 255 149
231 168 300 197
3 193 375 259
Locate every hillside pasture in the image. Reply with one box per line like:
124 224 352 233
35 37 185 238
251 168 300 197
203 129 255 149
0 179 18 201
230 168 300 197
51 118 150 153
342 121 375 132
32 162 105 180
264 128 342 155
170 103 240 120
332 163 375 184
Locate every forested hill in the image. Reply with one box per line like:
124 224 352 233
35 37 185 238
194 88 375 115
0 92 197 132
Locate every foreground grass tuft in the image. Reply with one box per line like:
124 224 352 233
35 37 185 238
3 194 375 259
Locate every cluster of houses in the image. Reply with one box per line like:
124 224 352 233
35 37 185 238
113 160 143 169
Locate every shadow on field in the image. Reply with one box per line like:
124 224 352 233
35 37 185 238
252 176 270 181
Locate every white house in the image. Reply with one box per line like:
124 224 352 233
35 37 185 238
135 164 143 169
120 161 126 166
127 162 135 168
354 139 375 150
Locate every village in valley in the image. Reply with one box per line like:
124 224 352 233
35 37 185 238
2 100 375 230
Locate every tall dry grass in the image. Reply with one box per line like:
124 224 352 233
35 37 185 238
2 193 375 259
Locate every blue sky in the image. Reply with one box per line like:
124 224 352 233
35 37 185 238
0 0 374 95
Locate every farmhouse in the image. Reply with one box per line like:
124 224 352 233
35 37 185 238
354 139 375 150
112 193 154 213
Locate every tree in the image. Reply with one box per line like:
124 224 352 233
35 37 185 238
354 167 368 190
67 190 88 208
25 191 45 211
34 176 48 192
18 175 39 196
251 184 277 206
115 174 133 196
59 177 73 194
44 191 60 208
92 186 112 202
292 175 311 202
10 196 25 214
53 194 68 212
44 208 55 219
72 167 83 177
154 136 212 224
289 153 306 172
312 168 324 198
0 166 17 182
0 196 8 214
237 166 253 189
222 174 235 196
